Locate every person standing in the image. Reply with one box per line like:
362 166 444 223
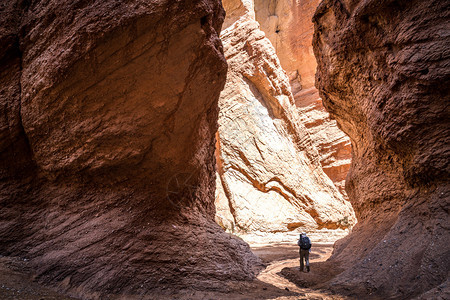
298 232 311 272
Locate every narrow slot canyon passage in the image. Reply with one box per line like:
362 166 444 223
0 0 448 299
212 0 358 298
214 0 356 245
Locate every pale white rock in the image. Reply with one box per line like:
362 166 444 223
295 88 352 196
253 0 352 195
215 0 355 233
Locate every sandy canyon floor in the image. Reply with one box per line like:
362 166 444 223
0 242 355 300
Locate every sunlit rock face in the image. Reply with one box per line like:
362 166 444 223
314 0 450 298
0 0 262 298
215 0 355 235
254 0 319 90
253 0 352 196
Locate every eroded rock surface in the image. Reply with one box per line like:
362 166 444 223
0 0 262 298
253 0 352 196
215 0 355 235
254 0 319 90
313 0 450 298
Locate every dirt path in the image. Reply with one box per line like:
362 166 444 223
0 256 75 300
0 244 348 299
251 243 349 299
257 258 305 293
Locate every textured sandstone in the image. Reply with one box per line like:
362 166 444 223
254 0 320 90
215 0 355 235
313 0 450 298
253 0 352 195
0 0 262 298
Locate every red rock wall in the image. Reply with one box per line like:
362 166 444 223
0 0 261 298
313 0 450 298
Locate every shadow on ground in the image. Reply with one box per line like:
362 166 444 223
0 243 354 299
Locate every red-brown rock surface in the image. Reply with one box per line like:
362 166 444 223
0 0 262 298
313 0 450 298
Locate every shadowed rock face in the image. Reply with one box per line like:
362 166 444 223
0 0 262 298
215 0 355 235
313 0 450 298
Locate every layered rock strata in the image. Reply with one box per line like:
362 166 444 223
215 0 355 234
253 0 352 195
0 0 262 298
313 0 450 298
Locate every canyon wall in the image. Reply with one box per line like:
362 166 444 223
215 0 355 235
253 0 352 195
254 0 319 90
0 0 262 298
313 0 450 298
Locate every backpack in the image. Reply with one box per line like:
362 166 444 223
299 236 311 250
